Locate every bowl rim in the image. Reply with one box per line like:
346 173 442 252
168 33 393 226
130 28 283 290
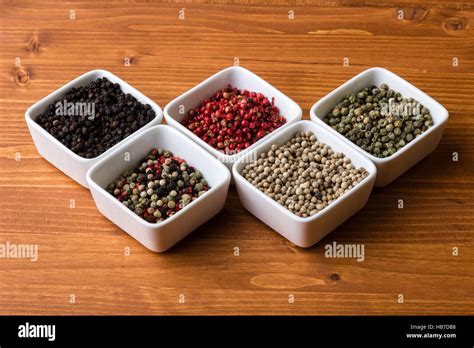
163 65 303 162
24 69 164 164
310 67 449 164
86 124 231 229
232 120 377 223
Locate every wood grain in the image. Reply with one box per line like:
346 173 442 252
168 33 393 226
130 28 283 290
0 0 473 315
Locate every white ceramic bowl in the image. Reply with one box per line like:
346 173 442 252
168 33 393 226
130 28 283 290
164 66 302 172
232 120 377 248
86 125 231 252
25 69 163 188
310 67 449 187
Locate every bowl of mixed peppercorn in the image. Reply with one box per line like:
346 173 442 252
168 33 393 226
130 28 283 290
25 70 163 187
86 125 231 252
310 67 449 187
164 66 302 171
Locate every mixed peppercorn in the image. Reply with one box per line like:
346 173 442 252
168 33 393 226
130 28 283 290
35 77 156 158
107 149 210 223
182 85 286 154
323 84 434 158
241 131 369 217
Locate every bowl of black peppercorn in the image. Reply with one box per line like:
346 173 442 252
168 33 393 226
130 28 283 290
25 70 163 188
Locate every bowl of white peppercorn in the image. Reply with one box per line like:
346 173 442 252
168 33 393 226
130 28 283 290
233 120 377 248
310 67 449 187
86 125 231 252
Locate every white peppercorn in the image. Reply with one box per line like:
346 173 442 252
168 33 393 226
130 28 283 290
242 131 369 217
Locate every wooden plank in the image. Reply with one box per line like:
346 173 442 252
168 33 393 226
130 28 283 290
0 0 472 315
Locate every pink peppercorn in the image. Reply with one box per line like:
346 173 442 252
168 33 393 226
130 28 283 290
182 85 286 154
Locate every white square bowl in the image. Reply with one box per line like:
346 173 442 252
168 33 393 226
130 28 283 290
25 69 163 188
310 67 449 187
86 125 231 252
164 66 302 172
232 120 377 248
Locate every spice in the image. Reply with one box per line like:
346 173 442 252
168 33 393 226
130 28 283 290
241 131 369 217
182 85 286 154
35 77 156 158
323 84 434 158
106 149 210 223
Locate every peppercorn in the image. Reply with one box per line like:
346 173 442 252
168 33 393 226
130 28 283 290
323 84 434 158
241 131 369 218
107 148 210 223
182 85 286 154
35 77 156 158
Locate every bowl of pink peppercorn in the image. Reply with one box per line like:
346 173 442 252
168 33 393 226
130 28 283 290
164 66 302 171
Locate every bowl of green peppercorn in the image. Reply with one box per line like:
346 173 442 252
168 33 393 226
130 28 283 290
86 125 231 252
25 69 163 188
310 67 449 187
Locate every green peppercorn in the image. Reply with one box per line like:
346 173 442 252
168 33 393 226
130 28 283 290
323 84 434 158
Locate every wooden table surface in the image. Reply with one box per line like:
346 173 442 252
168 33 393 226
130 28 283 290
0 0 473 315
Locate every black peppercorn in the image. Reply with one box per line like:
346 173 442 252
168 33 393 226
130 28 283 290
35 77 156 158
